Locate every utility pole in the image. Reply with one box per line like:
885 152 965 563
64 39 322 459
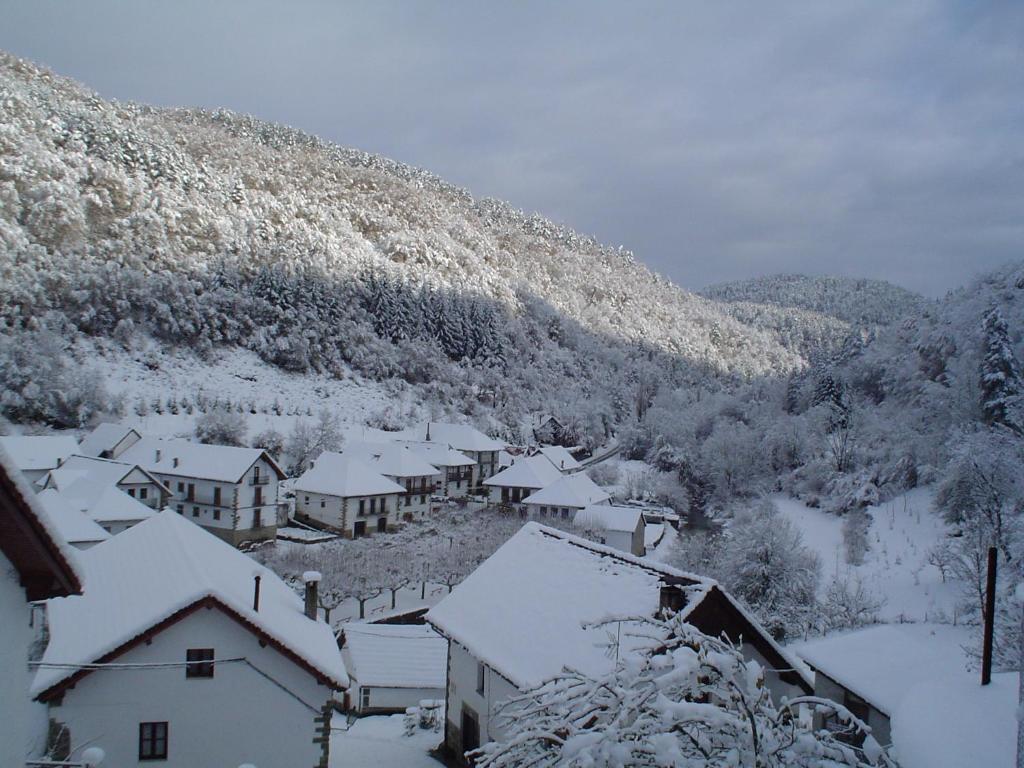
981 547 997 686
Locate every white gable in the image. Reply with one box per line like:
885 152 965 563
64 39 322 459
522 474 610 508
483 455 562 490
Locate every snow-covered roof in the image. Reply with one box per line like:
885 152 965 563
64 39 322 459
293 452 406 498
41 456 156 524
77 423 140 458
523 474 611 509
342 623 447 689
35 489 111 547
345 441 444 480
407 422 504 453
796 624 970 717
34 509 347 698
426 523 714 689
43 454 168 494
119 437 284 484
0 444 83 600
536 445 581 472
573 504 643 532
484 455 563 490
0 435 79 472
85 485 155 524
398 440 476 469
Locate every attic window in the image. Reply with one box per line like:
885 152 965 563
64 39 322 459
185 648 214 678
659 585 686 614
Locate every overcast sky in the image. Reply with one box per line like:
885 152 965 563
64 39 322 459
2 2 1022 296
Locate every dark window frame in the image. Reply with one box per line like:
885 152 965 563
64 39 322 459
185 648 215 678
139 721 168 760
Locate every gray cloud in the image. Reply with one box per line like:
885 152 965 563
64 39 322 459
2 0 1022 296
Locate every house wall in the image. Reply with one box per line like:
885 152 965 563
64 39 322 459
295 491 398 537
444 641 519 763
441 466 472 497
0 550 34 766
47 606 336 768
391 474 437 518
812 670 891 747
529 503 581 523
108 432 141 460
352 682 445 715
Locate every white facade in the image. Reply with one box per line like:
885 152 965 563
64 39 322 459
351 683 444 715
0 549 35 766
44 606 336 768
445 641 519 754
295 489 398 538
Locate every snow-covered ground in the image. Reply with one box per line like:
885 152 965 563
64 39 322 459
330 714 442 768
774 488 960 623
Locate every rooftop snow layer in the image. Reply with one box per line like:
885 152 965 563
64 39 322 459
77 423 140 458
293 452 406 497
0 435 79 472
342 624 448 689
484 455 563 490
345 441 444 480
34 509 347 696
119 437 283 484
574 504 644 532
405 422 504 453
536 445 581 472
426 522 713 689
397 440 476 468
523 474 610 508
35 489 111 546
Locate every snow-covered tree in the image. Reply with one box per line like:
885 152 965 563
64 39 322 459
193 408 248 446
477 613 893 768
979 306 1023 434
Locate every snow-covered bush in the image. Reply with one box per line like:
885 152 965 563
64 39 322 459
820 577 885 632
193 408 248 446
251 428 285 458
586 461 619 487
477 613 893 767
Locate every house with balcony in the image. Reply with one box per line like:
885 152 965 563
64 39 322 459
344 442 443 518
398 440 476 498
32 510 347 768
118 438 285 546
403 422 504 494
482 454 562 509
293 452 405 538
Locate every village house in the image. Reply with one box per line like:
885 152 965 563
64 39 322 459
795 623 1018 767
0 435 79 485
293 452 405 538
340 623 448 715
119 437 285 546
0 447 83 768
426 523 811 764
482 454 562 508
522 472 610 520
36 489 112 550
530 444 581 472
405 422 504 494
41 453 171 510
573 504 646 556
531 415 567 446
77 422 143 461
398 440 476 497
32 510 347 768
344 442 443 518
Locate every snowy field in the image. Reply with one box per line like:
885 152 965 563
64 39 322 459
774 488 960 623
330 714 442 768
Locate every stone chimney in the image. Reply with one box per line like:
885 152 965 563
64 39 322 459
155 449 162 463
252 573 262 612
173 457 179 468
303 571 322 621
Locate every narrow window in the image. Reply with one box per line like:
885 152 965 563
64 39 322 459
139 721 168 760
213 487 221 506
140 487 148 500
320 499 326 508
192 507 199 518
185 648 214 678
361 688 371 710
127 488 136 497
476 662 486 694
213 509 221 521
176 504 183 514
370 498 377 514
359 499 365 515
177 481 184 493
305 495 310 504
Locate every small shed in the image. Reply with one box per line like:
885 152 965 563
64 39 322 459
573 504 645 556
341 624 448 715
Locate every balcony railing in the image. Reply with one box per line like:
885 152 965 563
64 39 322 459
250 475 270 486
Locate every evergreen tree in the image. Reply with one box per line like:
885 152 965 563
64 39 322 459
980 306 1022 433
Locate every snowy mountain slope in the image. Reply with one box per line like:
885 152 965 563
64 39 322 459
702 274 926 328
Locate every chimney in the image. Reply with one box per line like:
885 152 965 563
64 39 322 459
303 571 322 621
252 573 262 612
173 457 179 468
155 449 162 463
982 547 998 685
426 422 432 442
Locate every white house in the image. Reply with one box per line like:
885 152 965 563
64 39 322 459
340 623 447 715
41 454 171 510
33 510 348 768
573 504 646 556
119 437 285 546
522 473 610 520
345 442 443 518
35 489 112 550
795 623 1018 767
0 446 82 768
293 452 405 538
532 445 581 473
483 454 562 507
426 523 811 764
77 422 143 460
404 422 504 494
398 440 476 497
0 435 79 485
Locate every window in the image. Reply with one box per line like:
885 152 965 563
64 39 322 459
305 495 310 504
405 495 411 507
176 504 183 514
140 487 148 500
561 508 570 519
192 507 199 518
361 688 371 709
213 509 220 521
139 722 168 760
370 498 377 514
127 488 136 497
177 481 184 493
420 495 426 504
213 487 221 506
320 499 326 508
381 498 388 512
358 499 365 515
540 506 548 516
185 648 214 678
476 662 486 694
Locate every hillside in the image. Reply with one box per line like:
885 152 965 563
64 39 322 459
701 274 926 328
